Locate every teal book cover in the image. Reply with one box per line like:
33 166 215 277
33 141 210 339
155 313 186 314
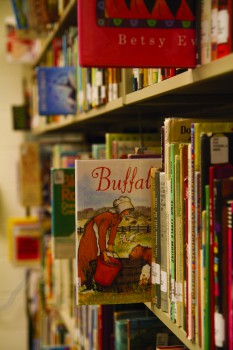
51 168 75 259
37 66 77 115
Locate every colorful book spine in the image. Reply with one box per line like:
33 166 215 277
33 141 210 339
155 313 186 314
160 171 168 313
169 143 176 322
204 184 210 350
151 167 161 309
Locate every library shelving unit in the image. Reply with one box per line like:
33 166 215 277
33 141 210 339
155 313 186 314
29 1 233 349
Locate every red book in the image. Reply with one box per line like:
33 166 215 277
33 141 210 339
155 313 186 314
78 0 197 68
228 202 233 350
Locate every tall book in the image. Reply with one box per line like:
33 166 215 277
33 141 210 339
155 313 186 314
51 168 75 259
75 158 162 305
77 0 197 68
19 142 42 207
214 178 233 349
159 171 168 313
151 167 161 309
217 0 232 58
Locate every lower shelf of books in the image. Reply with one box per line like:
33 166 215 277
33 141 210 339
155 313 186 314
144 302 202 350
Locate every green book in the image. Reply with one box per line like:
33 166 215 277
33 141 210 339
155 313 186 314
204 184 210 350
51 168 75 259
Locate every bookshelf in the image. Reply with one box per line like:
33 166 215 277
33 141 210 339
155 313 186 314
32 53 233 136
25 1 233 349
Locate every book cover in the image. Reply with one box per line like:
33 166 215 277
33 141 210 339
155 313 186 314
19 142 42 207
51 168 75 259
7 216 41 266
92 143 106 159
114 309 148 350
77 0 197 68
37 66 77 115
127 316 167 350
75 158 162 305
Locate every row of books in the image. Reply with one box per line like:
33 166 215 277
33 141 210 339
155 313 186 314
151 118 233 350
12 125 233 349
10 0 63 31
74 303 185 350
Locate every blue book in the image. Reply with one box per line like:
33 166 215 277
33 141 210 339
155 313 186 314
37 66 77 115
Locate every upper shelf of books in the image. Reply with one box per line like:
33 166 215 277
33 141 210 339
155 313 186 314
29 0 233 135
32 53 233 135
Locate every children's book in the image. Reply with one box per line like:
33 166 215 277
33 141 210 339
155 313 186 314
19 142 42 207
78 0 197 68
91 143 106 159
75 158 162 305
37 66 77 115
105 133 161 159
8 216 41 266
127 316 168 350
51 168 75 259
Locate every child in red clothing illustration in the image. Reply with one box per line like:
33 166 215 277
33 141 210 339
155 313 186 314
78 196 134 289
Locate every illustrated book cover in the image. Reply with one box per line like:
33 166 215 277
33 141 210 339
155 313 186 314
51 168 75 259
7 216 41 266
37 66 77 115
19 142 42 207
78 0 197 68
75 158 162 305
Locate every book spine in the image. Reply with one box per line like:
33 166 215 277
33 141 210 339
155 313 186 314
170 143 176 322
201 0 212 64
204 184 210 350
208 166 217 349
211 0 219 60
190 126 196 342
187 143 193 339
213 179 225 348
175 154 182 328
228 202 233 350
151 168 161 309
160 172 168 313
195 171 202 347
217 0 232 58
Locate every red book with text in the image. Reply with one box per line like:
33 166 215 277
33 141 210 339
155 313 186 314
78 0 197 68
